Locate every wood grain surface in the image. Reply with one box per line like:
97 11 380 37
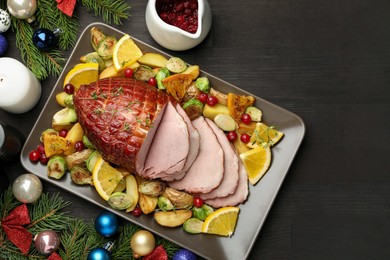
1 0 390 259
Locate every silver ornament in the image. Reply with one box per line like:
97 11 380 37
34 230 60 255
12 173 42 203
0 9 11 33
7 0 37 21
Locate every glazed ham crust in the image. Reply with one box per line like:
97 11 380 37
74 77 173 172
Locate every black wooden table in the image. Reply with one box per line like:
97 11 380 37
2 0 390 259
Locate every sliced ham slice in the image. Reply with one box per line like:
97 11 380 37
198 118 239 200
141 102 190 179
161 104 200 182
168 116 224 193
205 159 249 208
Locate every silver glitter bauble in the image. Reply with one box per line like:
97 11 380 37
0 9 11 33
34 230 60 255
12 173 42 203
7 0 37 21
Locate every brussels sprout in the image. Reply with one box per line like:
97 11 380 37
157 196 175 211
82 135 96 149
133 65 155 82
97 36 117 59
183 218 203 234
155 68 170 90
182 99 204 120
47 155 67 179
65 148 93 169
81 52 106 71
162 187 194 209
139 180 166 197
108 192 133 210
86 150 101 172
70 165 92 185
90 27 107 51
202 204 214 216
192 206 208 221
52 108 77 131
245 106 263 122
64 94 74 109
166 57 187 73
195 77 210 93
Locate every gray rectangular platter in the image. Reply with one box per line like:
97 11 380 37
21 22 305 259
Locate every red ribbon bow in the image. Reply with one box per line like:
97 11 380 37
56 0 77 17
1 204 33 254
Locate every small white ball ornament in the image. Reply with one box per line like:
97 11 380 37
12 173 43 203
130 230 156 257
7 0 37 22
0 9 11 33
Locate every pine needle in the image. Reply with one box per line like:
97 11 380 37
81 0 131 25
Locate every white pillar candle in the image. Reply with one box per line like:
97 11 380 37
0 57 41 114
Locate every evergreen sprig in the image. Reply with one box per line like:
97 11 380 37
0 186 181 260
0 0 131 80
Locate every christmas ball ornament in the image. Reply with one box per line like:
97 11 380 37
0 34 7 56
173 249 197 260
0 9 11 33
94 212 119 237
87 248 112 260
34 230 60 255
7 0 37 21
130 230 156 257
32 28 61 51
12 173 42 203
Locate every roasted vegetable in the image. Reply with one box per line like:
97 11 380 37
182 65 200 80
82 135 96 149
210 87 228 105
183 218 203 234
42 132 69 157
47 155 67 179
157 196 175 211
55 92 70 107
192 206 208 221
162 187 193 209
245 106 263 122
183 83 201 102
97 36 117 59
155 68 170 90
214 113 237 131
227 93 255 123
195 77 210 93
90 27 107 51
64 94 74 109
52 108 77 131
166 57 187 73
182 99 204 120
65 148 93 169
139 180 166 197
70 165 92 185
133 65 155 82
108 192 133 210
137 52 168 68
80 52 106 71
162 73 193 101
138 193 158 214
86 150 101 172
203 103 230 121
154 210 192 227
64 123 84 155
125 174 139 212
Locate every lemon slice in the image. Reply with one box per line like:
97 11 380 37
202 206 240 237
240 146 271 185
247 122 284 148
63 63 99 91
113 34 143 71
92 157 123 201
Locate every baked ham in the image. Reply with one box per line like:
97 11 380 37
140 102 190 179
168 116 224 193
74 77 173 172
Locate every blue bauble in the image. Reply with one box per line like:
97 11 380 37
87 248 112 260
32 28 57 51
173 249 197 260
0 34 7 56
95 212 119 237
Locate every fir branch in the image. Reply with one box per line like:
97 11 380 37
0 187 19 219
60 218 105 260
81 0 131 25
112 223 141 260
27 192 72 234
36 0 79 50
156 236 182 258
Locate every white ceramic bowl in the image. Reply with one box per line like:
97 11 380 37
145 0 212 51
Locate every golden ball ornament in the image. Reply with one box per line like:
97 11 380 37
130 230 156 257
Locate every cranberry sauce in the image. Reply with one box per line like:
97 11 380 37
156 0 199 34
